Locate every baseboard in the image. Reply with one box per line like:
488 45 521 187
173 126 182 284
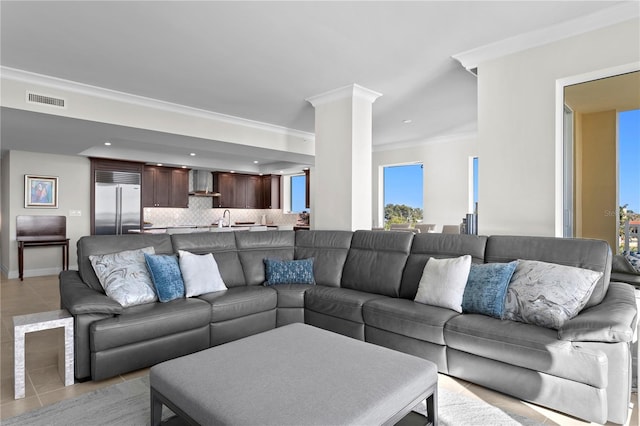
6 266 64 280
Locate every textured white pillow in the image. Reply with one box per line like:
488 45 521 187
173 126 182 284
178 250 227 297
414 255 472 313
89 246 157 307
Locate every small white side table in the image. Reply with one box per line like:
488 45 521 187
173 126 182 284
13 309 74 399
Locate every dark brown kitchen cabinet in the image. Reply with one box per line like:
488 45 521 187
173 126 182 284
262 175 281 209
213 172 281 209
213 172 243 208
170 169 190 208
143 166 189 208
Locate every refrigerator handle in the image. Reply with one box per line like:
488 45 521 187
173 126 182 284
116 186 122 235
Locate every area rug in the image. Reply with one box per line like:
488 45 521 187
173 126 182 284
3 376 544 425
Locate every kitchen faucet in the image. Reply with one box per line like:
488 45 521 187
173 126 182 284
223 209 231 227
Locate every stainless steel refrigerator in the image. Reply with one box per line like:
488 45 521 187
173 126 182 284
94 170 141 235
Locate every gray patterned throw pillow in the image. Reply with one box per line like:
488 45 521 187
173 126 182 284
90 246 158 307
623 251 640 273
503 259 602 330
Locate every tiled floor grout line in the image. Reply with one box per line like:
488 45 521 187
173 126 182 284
26 371 43 408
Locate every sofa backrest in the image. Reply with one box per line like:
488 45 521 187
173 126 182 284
235 231 296 285
341 230 413 297
294 230 353 287
77 234 174 292
485 235 612 308
399 233 488 299
170 232 246 287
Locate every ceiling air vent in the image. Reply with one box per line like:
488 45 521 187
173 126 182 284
26 92 66 108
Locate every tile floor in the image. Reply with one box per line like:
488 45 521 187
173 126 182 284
1 275 637 425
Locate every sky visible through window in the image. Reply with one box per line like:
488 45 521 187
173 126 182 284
620 109 640 213
384 164 423 208
291 175 306 212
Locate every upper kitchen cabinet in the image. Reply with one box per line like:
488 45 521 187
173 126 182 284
143 166 189 208
213 172 244 208
213 172 281 209
262 175 281 209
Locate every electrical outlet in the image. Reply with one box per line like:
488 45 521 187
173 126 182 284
69 210 82 217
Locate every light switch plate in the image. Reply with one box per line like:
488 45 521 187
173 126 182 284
69 210 82 217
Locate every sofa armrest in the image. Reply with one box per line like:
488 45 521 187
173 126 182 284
558 282 637 343
59 270 123 315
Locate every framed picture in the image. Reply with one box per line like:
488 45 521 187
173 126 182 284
24 175 58 208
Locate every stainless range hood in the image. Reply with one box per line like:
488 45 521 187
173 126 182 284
189 170 221 197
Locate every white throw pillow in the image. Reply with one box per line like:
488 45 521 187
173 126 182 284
414 255 472 313
178 250 227 297
89 246 157 307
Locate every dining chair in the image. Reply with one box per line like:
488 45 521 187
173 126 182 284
389 223 411 230
442 225 461 234
415 224 436 233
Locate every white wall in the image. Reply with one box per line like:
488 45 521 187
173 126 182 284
2 150 90 278
478 18 640 236
373 134 477 231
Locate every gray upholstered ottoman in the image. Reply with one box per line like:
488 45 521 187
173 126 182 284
150 323 437 425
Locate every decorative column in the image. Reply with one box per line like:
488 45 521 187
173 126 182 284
306 84 382 231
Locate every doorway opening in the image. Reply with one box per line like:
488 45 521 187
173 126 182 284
563 70 640 251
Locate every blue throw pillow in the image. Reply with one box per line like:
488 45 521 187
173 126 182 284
461 261 518 318
264 258 315 285
144 254 185 302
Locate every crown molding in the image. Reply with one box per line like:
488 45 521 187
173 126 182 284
452 2 640 71
0 66 315 141
373 132 477 152
306 83 382 107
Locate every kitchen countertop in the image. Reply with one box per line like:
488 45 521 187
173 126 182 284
130 224 279 234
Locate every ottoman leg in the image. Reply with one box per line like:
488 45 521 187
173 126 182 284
150 388 163 426
426 386 438 426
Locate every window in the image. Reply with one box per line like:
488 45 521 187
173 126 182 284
473 157 479 213
290 174 307 213
619 109 640 252
383 164 423 226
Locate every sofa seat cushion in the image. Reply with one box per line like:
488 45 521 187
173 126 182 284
444 314 607 388
273 284 315 308
305 286 385 323
199 286 277 323
90 298 211 352
363 298 459 345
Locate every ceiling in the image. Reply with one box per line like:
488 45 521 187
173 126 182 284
565 71 640 113
0 1 630 173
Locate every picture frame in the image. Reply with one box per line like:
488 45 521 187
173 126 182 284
24 175 58 208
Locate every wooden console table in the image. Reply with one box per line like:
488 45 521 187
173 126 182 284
16 215 69 281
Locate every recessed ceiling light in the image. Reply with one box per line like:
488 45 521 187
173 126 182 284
402 119 412 124
303 167 309 170
190 153 196 156
230 170 235 173
253 160 259 164
104 142 111 146
157 163 163 166
259 173 264 176
181 165 187 169
279 170 284 174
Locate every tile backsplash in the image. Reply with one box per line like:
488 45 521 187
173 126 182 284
144 196 300 227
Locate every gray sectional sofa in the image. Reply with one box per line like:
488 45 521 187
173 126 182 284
59 230 638 424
